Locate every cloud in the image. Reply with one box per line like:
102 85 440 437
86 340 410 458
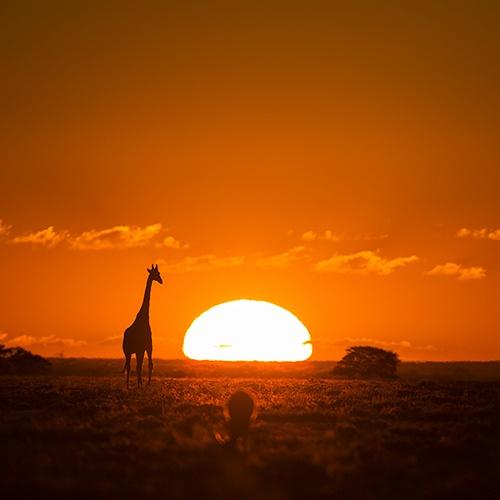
157 235 189 249
7 334 87 348
323 230 342 241
0 332 7 341
7 222 187 251
301 231 318 242
159 254 246 273
70 223 163 250
255 246 308 269
159 246 309 273
358 232 390 241
425 262 486 281
300 230 388 242
489 230 500 241
0 220 12 236
11 226 68 247
5 334 36 346
457 227 500 241
3 331 142 357
95 335 122 345
300 230 343 242
318 337 437 352
316 250 419 275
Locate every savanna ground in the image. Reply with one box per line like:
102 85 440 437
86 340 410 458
2 362 500 500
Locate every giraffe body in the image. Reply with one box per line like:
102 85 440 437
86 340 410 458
122 265 163 388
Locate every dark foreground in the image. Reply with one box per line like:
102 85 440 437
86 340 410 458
1 377 499 500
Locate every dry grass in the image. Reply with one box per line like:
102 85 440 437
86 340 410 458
1 376 499 499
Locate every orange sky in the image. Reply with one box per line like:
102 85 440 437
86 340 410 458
1 2 499 360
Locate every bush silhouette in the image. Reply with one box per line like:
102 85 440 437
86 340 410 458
0 344 51 375
333 345 399 379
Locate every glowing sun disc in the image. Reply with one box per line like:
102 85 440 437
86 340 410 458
183 299 312 361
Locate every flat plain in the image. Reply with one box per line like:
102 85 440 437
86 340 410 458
1 365 500 499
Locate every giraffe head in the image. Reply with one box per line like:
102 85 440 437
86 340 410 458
147 264 163 284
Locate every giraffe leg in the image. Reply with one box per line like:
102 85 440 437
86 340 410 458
147 348 153 385
125 354 131 389
136 351 145 388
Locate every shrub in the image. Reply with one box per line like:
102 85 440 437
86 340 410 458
0 344 51 375
333 345 399 379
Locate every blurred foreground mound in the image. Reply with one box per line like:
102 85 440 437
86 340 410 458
226 390 255 446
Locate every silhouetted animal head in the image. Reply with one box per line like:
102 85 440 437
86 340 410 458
148 264 163 284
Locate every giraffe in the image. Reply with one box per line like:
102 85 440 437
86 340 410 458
122 264 163 388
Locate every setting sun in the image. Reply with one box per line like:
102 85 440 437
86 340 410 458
183 300 312 361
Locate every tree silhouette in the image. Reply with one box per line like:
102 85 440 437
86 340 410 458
0 344 51 375
333 345 399 379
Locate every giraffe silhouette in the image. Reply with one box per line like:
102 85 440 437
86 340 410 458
122 264 163 388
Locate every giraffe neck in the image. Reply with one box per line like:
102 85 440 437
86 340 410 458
137 275 153 320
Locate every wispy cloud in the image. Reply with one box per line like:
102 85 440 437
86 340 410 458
0 219 12 236
160 246 309 273
255 246 308 269
159 254 246 273
301 230 343 242
157 235 189 249
70 223 163 250
9 223 187 250
300 230 388 242
301 230 323 242
318 337 437 352
457 227 500 241
0 331 119 357
12 226 68 248
162 248 418 275
425 262 486 281
7 334 87 349
316 250 418 275
357 232 390 241
95 335 122 345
